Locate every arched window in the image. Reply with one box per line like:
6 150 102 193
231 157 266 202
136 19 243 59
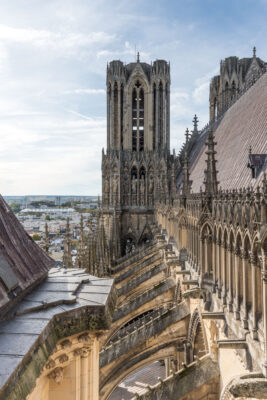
159 81 163 148
131 166 137 180
153 83 156 150
132 88 137 151
231 81 236 99
120 84 124 149
132 81 145 152
139 166 146 179
224 82 229 108
139 88 144 151
114 82 118 147
214 97 218 119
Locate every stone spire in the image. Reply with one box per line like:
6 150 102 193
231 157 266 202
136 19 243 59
182 151 190 196
253 46 256 58
192 114 199 136
203 129 219 195
44 222 50 253
185 128 190 143
137 51 140 63
63 217 72 268
76 214 85 268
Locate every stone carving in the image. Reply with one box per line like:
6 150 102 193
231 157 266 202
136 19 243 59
57 354 69 364
140 176 145 205
78 332 90 343
48 367 64 384
73 348 83 357
46 359 56 369
60 339 72 349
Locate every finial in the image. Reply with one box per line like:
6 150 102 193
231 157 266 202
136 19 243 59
185 128 190 143
253 46 256 58
137 51 140 63
249 145 252 154
192 114 199 134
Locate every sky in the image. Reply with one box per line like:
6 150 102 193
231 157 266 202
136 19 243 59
0 0 266 195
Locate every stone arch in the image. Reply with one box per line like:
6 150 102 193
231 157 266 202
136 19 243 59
100 345 176 400
138 223 152 245
187 308 207 363
121 233 137 256
200 222 213 277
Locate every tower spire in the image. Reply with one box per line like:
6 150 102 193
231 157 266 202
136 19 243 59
192 114 199 136
63 217 72 268
253 46 256 58
203 129 219 195
137 51 140 63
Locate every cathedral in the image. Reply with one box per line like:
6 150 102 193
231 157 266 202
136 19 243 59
0 48 266 400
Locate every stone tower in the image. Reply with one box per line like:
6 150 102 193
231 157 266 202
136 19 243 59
209 48 266 120
102 54 171 255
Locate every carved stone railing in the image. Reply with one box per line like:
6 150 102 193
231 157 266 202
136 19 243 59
130 355 220 400
100 302 190 368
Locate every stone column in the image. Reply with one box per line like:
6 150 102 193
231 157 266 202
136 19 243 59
204 238 208 274
222 243 227 305
261 252 267 377
212 239 216 290
81 347 89 400
200 237 204 278
216 240 222 298
234 249 240 320
227 246 233 312
165 357 171 378
250 252 258 339
241 250 248 329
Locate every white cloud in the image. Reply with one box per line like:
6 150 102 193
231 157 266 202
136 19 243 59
192 81 209 105
64 88 105 95
0 24 115 51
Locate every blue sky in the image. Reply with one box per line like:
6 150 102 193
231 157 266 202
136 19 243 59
0 0 266 195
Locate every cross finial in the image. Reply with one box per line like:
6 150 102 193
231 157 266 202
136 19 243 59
137 52 140 62
253 46 256 58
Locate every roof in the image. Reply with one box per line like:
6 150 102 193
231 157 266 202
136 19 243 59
189 71 267 192
0 196 55 314
0 267 115 399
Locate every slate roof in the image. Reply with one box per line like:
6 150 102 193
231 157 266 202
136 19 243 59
189 71 267 192
0 196 55 314
0 267 114 398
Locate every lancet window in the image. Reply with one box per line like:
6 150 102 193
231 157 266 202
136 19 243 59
132 81 145 152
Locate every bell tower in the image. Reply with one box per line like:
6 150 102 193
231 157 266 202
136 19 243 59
102 55 171 255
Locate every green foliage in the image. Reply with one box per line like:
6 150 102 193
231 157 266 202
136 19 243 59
32 233 41 241
9 202 21 213
29 200 55 208
45 215 51 220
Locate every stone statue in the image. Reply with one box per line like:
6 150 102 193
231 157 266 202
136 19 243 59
140 175 145 205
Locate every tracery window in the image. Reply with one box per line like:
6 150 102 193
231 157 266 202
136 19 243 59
132 81 145 151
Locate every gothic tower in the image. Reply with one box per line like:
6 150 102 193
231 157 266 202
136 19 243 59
102 54 171 255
